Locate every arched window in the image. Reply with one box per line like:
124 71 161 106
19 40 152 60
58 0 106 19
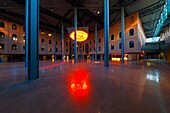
0 22 5 28
119 42 121 49
41 38 45 43
129 29 134 36
99 46 101 51
111 44 114 50
12 34 17 41
23 45 25 49
41 46 45 51
111 34 114 40
119 32 121 38
129 41 134 48
49 40 52 44
0 32 5 38
12 44 17 50
12 24 17 30
0 43 5 50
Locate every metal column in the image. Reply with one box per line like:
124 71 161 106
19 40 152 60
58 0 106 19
104 0 109 67
121 7 125 64
74 7 78 63
54 30 57 62
26 0 39 80
61 21 64 61
95 23 98 60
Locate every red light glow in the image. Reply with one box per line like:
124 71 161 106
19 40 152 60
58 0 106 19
69 30 88 42
69 70 90 97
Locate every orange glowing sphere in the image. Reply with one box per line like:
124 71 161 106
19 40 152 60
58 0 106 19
69 30 88 42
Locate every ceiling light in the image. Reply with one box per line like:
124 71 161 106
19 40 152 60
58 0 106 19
97 11 100 14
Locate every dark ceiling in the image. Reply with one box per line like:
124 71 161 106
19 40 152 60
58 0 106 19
0 0 166 38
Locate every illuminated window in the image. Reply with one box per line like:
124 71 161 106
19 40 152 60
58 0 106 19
111 34 114 40
0 32 5 38
41 46 45 51
48 48 52 52
41 38 45 43
0 43 5 50
12 44 17 50
129 29 134 36
48 33 52 37
0 21 5 28
12 34 17 41
119 32 121 38
41 31 45 35
129 41 134 48
119 42 121 49
12 24 17 30
99 46 101 51
49 40 52 44
23 36 25 42
111 44 114 50
99 38 101 43
23 45 25 49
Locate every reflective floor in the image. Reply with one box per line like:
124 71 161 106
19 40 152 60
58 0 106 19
0 60 170 113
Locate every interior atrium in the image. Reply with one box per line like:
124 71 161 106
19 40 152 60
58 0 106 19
0 0 170 113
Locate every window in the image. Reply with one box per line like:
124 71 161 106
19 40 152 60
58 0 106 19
0 43 5 50
23 36 25 42
111 34 114 40
12 44 17 50
12 24 17 30
56 41 58 45
41 46 45 51
99 46 101 51
129 29 134 36
83 46 84 51
48 48 52 52
0 21 5 28
94 47 95 51
41 31 45 35
111 44 114 50
119 42 121 49
49 40 52 44
99 38 101 43
56 48 58 52
23 45 25 49
66 42 68 46
23 26 25 32
94 40 95 44
66 49 68 53
12 34 17 41
41 39 45 43
90 41 91 45
129 41 134 48
119 32 121 38
0 32 5 38
90 48 92 52
48 33 52 37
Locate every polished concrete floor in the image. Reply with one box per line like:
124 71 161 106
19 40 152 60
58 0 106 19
0 60 170 113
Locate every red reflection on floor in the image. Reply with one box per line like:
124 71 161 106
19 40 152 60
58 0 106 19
69 70 90 97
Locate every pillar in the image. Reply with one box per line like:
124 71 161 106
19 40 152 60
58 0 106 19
104 0 109 67
74 7 78 63
61 21 64 61
121 7 125 64
26 0 39 80
95 23 98 60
